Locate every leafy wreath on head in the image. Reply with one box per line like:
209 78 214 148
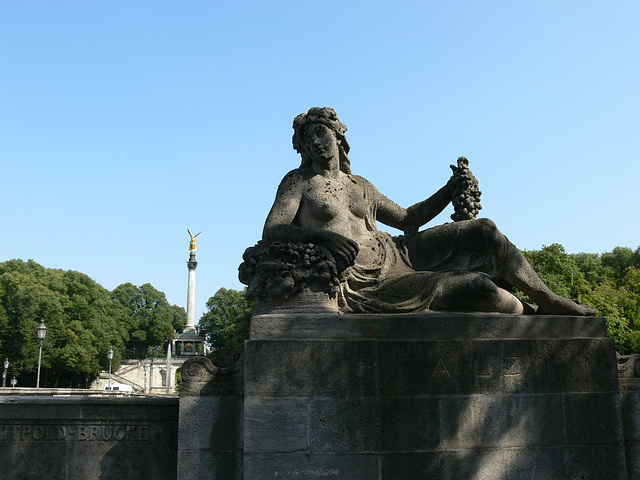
292 107 352 174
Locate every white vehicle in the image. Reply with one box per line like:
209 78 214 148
104 383 134 393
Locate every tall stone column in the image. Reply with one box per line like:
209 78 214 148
173 230 206 359
186 251 198 333
185 229 200 333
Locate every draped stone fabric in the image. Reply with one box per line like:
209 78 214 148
337 177 508 314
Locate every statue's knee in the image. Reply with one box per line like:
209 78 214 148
475 218 507 245
467 273 498 298
476 218 497 233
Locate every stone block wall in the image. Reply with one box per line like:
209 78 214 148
619 353 640 480
0 396 178 480
241 313 627 480
178 348 244 479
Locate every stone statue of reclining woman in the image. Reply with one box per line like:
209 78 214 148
239 107 596 316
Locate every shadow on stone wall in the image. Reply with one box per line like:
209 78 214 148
0 397 178 480
238 313 627 480
178 346 244 479
99 421 178 480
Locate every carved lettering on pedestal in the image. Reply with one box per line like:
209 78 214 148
431 358 451 377
503 356 521 376
474 359 492 377
358 357 376 377
32 426 45 440
0 424 152 442
393 354 524 381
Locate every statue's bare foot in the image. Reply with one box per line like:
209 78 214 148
521 300 538 315
536 296 598 316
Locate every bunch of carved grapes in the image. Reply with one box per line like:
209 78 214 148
450 156 482 221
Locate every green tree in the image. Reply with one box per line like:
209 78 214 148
0 259 128 387
572 252 606 288
198 288 254 350
601 247 637 284
521 244 591 300
111 282 186 358
589 266 640 353
519 245 640 354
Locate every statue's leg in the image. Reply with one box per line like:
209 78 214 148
430 272 525 314
406 219 596 316
405 219 509 274
468 220 597 316
500 243 597 315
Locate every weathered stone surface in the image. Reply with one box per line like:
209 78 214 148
175 313 629 479
177 450 242 480
441 393 566 449
251 312 608 340
178 396 242 452
623 392 640 441
239 313 627 479
309 397 381 452
503 445 628 479
379 338 615 396
380 397 441 451
177 347 244 480
382 445 629 480
244 339 377 398
0 396 178 480
565 392 625 444
617 354 640 479
243 453 379 480
382 451 505 480
244 397 308 453
625 440 640 480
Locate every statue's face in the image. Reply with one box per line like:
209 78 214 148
303 124 339 163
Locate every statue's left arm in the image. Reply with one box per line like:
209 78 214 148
372 178 455 230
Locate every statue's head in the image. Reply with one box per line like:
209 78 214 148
292 107 351 173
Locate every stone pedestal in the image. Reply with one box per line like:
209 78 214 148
0 396 178 480
178 348 244 479
618 354 640 480
180 313 628 480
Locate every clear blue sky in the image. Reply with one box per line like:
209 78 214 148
2 1 638 322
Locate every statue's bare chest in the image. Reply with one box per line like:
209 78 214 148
301 176 368 222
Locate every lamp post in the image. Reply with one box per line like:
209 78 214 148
143 363 149 394
2 358 8 387
107 346 114 390
36 319 47 388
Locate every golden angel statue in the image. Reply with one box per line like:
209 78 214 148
187 229 201 251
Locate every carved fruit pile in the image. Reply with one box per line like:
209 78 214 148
239 240 344 301
450 156 482 221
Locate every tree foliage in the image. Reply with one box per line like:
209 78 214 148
0 259 128 387
198 288 254 350
111 282 186 358
0 260 186 387
521 244 640 354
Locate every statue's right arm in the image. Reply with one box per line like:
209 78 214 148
262 171 305 241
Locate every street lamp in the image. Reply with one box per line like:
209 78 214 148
107 346 114 390
36 319 47 388
143 363 149 394
2 358 8 387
